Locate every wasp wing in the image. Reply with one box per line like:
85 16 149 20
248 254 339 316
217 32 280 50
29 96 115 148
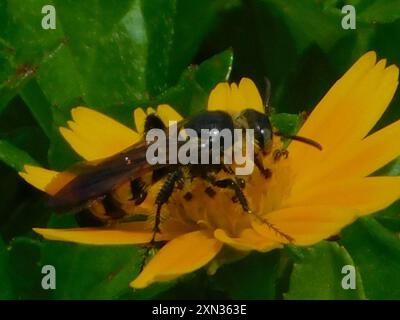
47 114 221 210
47 140 171 209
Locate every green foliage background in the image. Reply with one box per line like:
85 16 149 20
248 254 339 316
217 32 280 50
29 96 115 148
0 0 400 299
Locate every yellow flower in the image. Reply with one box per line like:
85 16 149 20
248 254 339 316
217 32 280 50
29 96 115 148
19 52 400 289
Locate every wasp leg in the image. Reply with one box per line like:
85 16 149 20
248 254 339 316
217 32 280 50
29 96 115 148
102 194 126 220
178 167 193 199
220 164 246 189
130 178 148 205
255 155 272 178
273 149 289 161
134 110 166 207
250 212 293 243
205 186 216 198
212 178 251 213
154 170 183 232
140 169 183 271
210 176 293 243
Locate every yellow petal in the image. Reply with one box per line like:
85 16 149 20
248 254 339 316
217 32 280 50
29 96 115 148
44 170 77 196
207 82 230 112
346 63 398 143
253 206 357 246
207 78 264 115
146 107 156 115
60 107 140 161
33 221 184 245
133 108 147 134
18 165 59 193
131 230 222 288
229 83 247 113
285 177 400 216
59 127 101 161
156 104 183 126
214 228 281 252
293 119 400 189
238 78 264 113
290 51 377 149
328 119 400 179
289 52 398 178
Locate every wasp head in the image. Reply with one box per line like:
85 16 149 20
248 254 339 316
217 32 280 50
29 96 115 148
235 109 273 155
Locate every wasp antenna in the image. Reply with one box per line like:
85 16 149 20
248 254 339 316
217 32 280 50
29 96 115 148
263 77 272 114
275 132 323 151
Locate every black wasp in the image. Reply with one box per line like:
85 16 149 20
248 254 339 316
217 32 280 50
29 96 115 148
47 81 322 247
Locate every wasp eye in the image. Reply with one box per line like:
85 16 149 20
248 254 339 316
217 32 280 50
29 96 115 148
238 109 273 154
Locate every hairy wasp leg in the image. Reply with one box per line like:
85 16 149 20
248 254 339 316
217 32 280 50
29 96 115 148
220 165 246 189
273 149 289 161
205 186 216 198
255 155 272 179
130 178 148 205
236 177 246 189
154 170 182 234
212 177 293 243
132 112 167 211
251 213 293 243
212 178 251 213
102 194 126 220
141 170 183 271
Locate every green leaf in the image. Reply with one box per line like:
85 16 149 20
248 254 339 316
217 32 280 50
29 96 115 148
270 113 301 136
154 270 225 299
285 241 365 300
48 127 80 170
8 237 50 299
352 0 400 24
192 50 233 93
2 0 226 117
341 217 400 299
371 157 400 232
374 201 400 233
2 125 49 166
0 139 38 171
1 195 51 242
212 250 282 299
142 0 227 96
0 238 14 299
40 242 148 299
157 49 233 117
262 0 344 52
0 0 62 112
20 79 53 138
378 157 400 176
